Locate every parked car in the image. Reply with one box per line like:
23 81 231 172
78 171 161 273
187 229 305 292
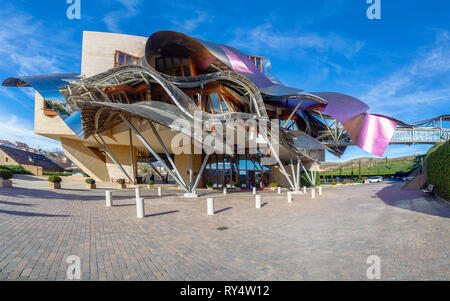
368 176 383 183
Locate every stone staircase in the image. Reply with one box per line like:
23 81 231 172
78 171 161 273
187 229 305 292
402 170 427 190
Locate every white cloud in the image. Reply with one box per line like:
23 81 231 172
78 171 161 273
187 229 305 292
0 114 62 151
228 23 364 59
170 10 211 33
360 30 450 119
102 0 141 33
0 6 75 76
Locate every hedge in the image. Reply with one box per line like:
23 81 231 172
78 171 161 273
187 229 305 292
0 165 32 175
43 171 75 177
426 141 449 200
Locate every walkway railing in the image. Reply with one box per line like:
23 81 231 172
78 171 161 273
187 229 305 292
390 128 450 145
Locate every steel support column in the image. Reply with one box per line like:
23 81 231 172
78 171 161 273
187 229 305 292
147 121 187 188
96 134 135 185
120 115 189 192
263 136 296 190
129 129 136 185
191 154 210 192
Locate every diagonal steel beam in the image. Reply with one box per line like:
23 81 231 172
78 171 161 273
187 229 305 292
147 121 187 188
262 134 296 190
95 134 135 185
290 156 297 189
300 161 314 187
191 154 210 192
120 114 189 192
284 99 304 129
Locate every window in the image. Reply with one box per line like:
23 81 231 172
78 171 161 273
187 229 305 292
247 55 263 72
105 83 148 104
114 51 141 67
209 93 222 114
155 57 194 77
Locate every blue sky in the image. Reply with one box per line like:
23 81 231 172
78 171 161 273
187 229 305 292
0 0 448 161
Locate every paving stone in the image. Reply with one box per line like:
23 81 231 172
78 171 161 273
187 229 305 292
0 175 449 280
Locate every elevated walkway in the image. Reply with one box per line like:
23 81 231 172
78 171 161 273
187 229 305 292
391 128 449 145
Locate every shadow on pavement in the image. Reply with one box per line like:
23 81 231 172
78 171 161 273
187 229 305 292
145 210 180 218
0 209 70 217
215 207 232 214
0 200 34 207
376 182 450 218
0 187 141 202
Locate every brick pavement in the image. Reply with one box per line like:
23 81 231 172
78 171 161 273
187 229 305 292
0 175 449 280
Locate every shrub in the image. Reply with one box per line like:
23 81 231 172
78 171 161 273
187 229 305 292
270 183 277 188
43 171 74 177
350 180 354 184
148 180 154 185
0 165 31 175
426 140 449 200
206 181 213 187
234 182 242 188
48 175 62 183
342 181 348 185
0 169 13 180
85 178 96 185
331 182 337 186
117 178 126 185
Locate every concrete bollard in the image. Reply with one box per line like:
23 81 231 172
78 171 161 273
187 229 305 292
253 187 257 195
318 186 322 196
287 192 293 203
278 187 281 194
207 198 214 216
255 195 261 209
303 186 307 194
311 188 316 199
223 188 227 195
158 187 162 197
136 197 145 219
105 191 113 207
135 188 141 199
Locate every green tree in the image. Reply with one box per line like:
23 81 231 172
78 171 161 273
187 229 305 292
358 161 362 178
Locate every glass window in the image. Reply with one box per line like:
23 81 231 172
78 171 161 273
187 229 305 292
156 58 164 71
182 58 191 76
219 95 230 113
209 93 222 114
173 58 182 77
183 65 191 77
164 58 173 74
119 53 125 65
205 97 212 113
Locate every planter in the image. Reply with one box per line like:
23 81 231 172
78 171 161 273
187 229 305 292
207 187 213 190
0 179 12 188
86 183 96 189
235 187 242 191
270 187 277 191
147 184 154 189
49 182 61 189
117 183 126 189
